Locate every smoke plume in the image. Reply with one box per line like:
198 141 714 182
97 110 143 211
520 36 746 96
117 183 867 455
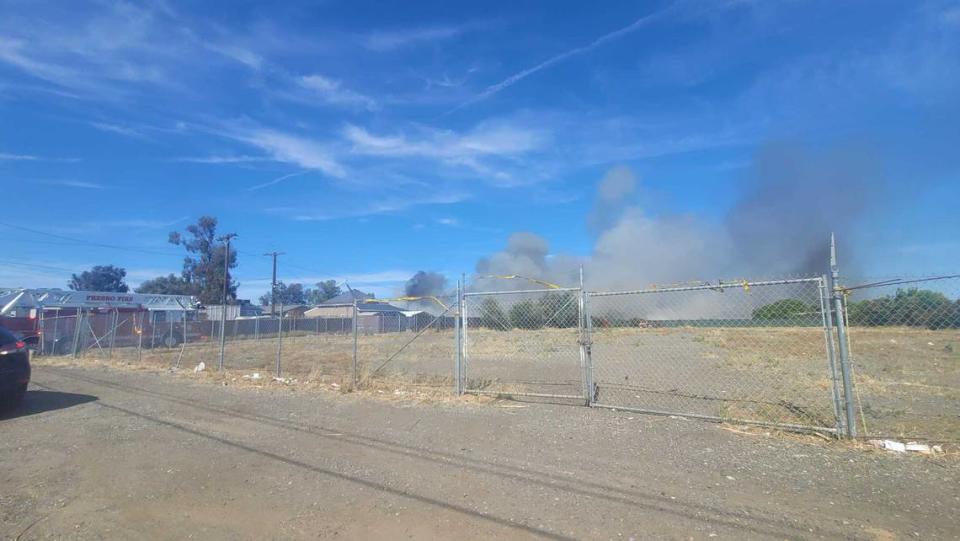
404 270 448 297
475 142 877 291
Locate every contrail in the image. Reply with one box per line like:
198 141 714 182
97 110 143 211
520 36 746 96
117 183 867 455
447 5 673 115
247 171 307 191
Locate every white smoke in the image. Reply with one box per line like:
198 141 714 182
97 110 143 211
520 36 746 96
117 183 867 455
474 142 876 293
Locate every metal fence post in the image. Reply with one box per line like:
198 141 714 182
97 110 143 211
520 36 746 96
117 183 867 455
460 273 468 393
276 305 284 378
72 308 83 358
51 309 59 356
455 279 463 395
38 309 45 355
218 304 226 371
579 267 594 406
150 312 156 349
352 299 359 388
819 275 844 435
254 315 260 342
137 311 144 363
108 308 118 358
830 234 857 438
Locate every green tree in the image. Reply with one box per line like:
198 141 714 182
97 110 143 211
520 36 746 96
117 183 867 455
167 216 237 305
68 265 129 292
509 298 544 329
752 299 813 321
479 297 510 330
848 288 957 329
259 282 306 306
135 274 192 295
304 280 342 305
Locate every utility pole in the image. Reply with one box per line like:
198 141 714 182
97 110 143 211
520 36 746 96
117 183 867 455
218 233 238 371
264 251 285 317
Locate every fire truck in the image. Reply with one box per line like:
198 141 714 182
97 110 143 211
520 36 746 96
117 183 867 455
0 288 202 354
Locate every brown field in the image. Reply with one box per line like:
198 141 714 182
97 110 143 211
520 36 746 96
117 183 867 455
36 324 960 441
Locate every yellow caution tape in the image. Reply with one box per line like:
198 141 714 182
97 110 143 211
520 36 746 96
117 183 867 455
363 296 450 311
476 274 562 289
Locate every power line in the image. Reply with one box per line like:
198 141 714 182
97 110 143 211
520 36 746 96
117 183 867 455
0 259 78 274
0 221 183 257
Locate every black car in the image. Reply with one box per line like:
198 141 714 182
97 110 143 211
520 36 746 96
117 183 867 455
0 325 30 410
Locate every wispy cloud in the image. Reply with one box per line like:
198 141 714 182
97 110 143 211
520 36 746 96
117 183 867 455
247 171 308 191
0 152 39 161
90 121 146 138
37 179 104 189
96 217 188 229
174 155 271 164
202 42 264 70
343 122 545 159
229 128 347 178
449 6 672 113
363 25 465 51
277 192 468 222
297 74 379 111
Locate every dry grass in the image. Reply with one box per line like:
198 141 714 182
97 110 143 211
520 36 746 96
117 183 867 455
34 324 960 442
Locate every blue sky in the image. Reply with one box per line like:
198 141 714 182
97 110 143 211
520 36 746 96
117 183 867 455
1 0 958 299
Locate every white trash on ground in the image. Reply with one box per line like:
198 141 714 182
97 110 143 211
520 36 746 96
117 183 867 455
869 439 940 455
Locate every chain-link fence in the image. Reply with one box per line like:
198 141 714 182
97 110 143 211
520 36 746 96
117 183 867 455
25 271 960 441
462 288 586 401
588 278 840 432
839 275 960 442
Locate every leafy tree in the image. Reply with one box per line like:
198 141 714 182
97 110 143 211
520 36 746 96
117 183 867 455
848 288 958 329
305 280 342 305
509 298 545 329
135 274 193 295
167 216 237 305
752 299 813 321
68 265 129 292
259 282 306 306
478 297 510 330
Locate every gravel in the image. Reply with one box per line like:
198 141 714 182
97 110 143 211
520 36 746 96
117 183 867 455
1 365 957 540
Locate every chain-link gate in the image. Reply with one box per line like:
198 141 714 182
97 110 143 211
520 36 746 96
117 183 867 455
462 288 587 401
587 278 841 432
840 275 960 442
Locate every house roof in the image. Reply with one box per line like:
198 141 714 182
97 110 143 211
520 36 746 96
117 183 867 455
357 302 404 313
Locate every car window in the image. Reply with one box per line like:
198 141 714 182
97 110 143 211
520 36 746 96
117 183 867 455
0 325 18 346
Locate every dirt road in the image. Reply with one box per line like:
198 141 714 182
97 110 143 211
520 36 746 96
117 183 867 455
2 366 958 540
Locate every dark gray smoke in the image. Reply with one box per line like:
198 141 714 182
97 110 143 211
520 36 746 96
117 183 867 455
726 142 875 276
475 142 876 290
404 271 448 297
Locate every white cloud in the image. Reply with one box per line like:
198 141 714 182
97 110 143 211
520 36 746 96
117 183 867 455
298 74 378 111
0 152 38 161
449 6 671 113
203 42 263 70
37 179 104 190
343 122 546 160
90 121 146 138
174 155 271 164
247 171 307 191
363 25 464 51
288 192 468 221
231 128 347 178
